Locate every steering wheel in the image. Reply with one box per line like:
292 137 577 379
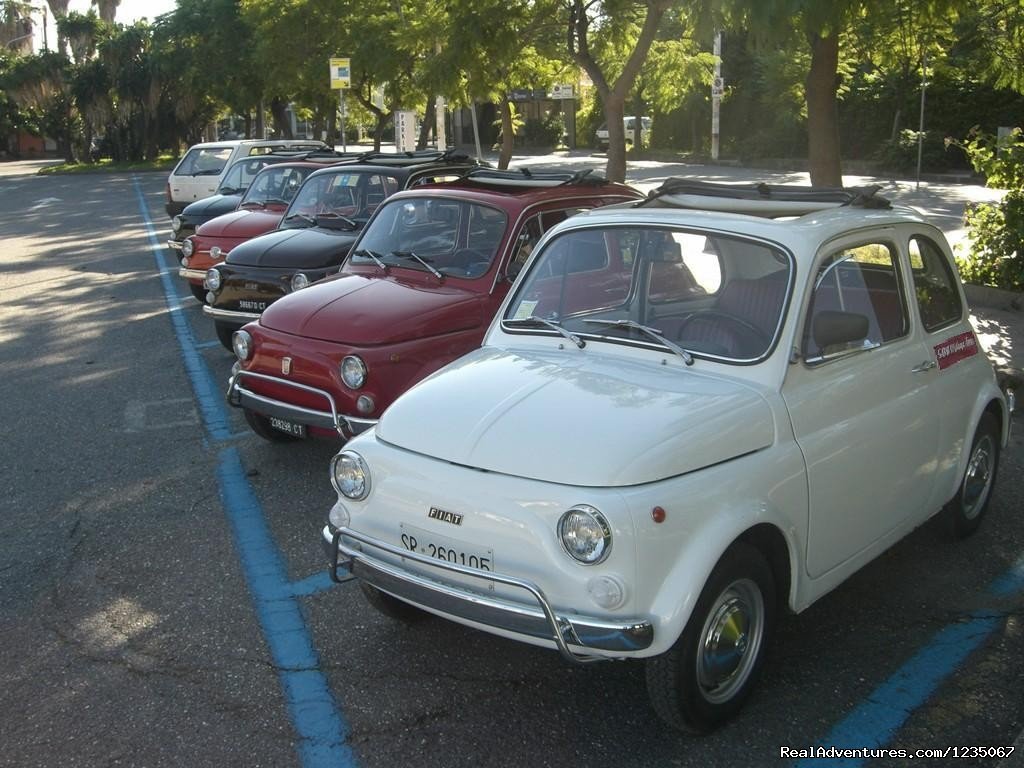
675 309 769 356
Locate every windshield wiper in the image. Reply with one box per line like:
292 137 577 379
353 248 388 272
581 319 693 365
391 250 442 280
504 316 585 349
240 200 267 209
315 212 359 230
284 212 316 226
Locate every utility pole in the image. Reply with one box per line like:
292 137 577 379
711 31 723 161
915 50 928 190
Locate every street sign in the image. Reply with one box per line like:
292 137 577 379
329 57 351 90
551 84 575 100
395 110 417 152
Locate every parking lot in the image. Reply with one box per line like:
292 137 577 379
1 158 1022 768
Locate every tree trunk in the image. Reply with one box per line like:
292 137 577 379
630 89 644 156
254 100 265 139
805 32 843 187
603 97 627 182
269 98 293 139
373 112 389 152
417 92 435 150
498 98 514 169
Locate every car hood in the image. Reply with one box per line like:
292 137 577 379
376 347 775 487
259 273 485 344
226 227 360 269
182 193 240 218
196 209 283 239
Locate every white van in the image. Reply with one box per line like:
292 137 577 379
594 116 651 151
165 138 326 216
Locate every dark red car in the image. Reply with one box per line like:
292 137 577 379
226 168 643 442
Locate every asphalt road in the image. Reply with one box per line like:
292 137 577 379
0 160 1021 768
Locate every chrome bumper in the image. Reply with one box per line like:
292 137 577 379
178 267 207 281
167 239 183 251
322 525 654 662
227 369 376 438
202 305 261 322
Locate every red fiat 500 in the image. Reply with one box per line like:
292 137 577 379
226 168 643 442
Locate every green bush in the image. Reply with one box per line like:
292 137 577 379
875 129 968 173
520 115 563 147
952 127 1024 291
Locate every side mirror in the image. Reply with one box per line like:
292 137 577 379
812 310 869 349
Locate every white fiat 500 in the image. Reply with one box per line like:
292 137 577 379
321 180 1012 733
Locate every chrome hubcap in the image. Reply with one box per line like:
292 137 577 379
696 578 764 704
962 435 994 520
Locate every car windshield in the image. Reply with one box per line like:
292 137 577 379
240 166 311 207
281 170 400 229
219 157 269 193
504 225 792 363
176 146 233 176
349 197 507 279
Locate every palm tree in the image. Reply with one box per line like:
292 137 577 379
91 0 119 25
45 0 71 55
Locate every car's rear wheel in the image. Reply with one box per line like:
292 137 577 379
945 412 1000 539
215 321 239 351
645 542 775 733
243 408 300 443
360 583 429 624
188 283 207 303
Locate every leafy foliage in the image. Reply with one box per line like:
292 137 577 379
952 128 1024 290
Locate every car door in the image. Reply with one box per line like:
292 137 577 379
782 235 940 579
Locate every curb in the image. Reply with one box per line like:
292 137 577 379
965 284 1024 312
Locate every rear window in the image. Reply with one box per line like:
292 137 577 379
174 147 233 177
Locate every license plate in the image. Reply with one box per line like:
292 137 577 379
269 416 306 437
399 523 493 572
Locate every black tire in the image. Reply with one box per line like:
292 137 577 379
945 412 1000 539
645 542 776 733
360 583 429 624
215 321 239 352
243 408 300 443
188 282 207 303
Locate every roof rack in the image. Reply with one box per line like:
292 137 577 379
349 148 478 165
458 166 609 187
638 179 891 216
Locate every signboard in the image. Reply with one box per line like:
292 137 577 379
329 57 351 90
395 110 417 153
551 84 575 100
711 76 725 98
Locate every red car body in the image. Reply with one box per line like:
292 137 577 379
227 170 643 442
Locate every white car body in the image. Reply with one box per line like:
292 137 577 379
165 138 325 216
595 116 651 150
322 182 1010 730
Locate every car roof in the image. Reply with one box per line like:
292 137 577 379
560 179 934 262
299 150 481 181
185 139 327 150
378 167 642 210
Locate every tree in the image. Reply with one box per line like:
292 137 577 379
566 0 674 182
45 0 71 56
91 0 119 25
58 10 104 64
3 50 77 161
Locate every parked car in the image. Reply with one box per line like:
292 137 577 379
320 179 1012 733
595 116 651 151
165 138 327 217
224 167 641 442
168 149 353 247
202 150 483 348
176 153 363 302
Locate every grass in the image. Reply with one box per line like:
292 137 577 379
37 155 179 175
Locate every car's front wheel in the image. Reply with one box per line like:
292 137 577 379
645 542 775 733
945 412 1000 539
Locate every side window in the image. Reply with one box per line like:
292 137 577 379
804 242 908 362
909 236 963 332
363 174 397 213
508 216 543 279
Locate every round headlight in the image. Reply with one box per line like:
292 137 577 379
558 505 612 564
340 355 366 389
330 451 370 500
291 272 310 292
204 268 222 292
232 329 253 361
210 246 223 261
181 237 195 257
172 215 183 233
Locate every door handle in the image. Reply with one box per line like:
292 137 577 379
912 360 937 373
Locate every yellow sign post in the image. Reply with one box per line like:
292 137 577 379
329 57 351 150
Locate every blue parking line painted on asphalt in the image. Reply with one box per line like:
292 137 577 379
796 554 1024 768
134 178 355 768
133 179 233 442
289 571 343 598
